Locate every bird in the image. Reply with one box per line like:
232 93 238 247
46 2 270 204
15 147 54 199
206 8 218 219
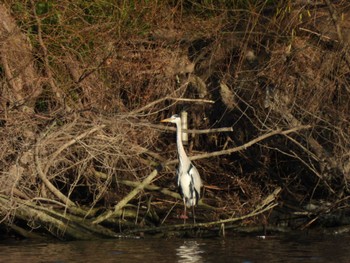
161 114 202 222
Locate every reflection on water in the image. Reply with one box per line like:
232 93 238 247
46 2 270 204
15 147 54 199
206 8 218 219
2 233 350 262
176 241 204 263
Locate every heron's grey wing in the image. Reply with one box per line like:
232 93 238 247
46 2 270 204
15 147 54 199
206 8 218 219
188 164 202 204
188 164 202 189
176 166 184 198
176 166 180 186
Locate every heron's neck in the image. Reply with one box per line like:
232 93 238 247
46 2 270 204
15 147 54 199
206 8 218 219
175 121 189 165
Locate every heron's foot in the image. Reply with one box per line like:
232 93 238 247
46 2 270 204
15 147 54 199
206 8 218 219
179 213 188 220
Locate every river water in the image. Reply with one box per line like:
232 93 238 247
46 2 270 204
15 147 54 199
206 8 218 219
1 233 350 262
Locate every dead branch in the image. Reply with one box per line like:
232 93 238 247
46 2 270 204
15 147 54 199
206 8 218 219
77 53 113 84
324 0 343 43
30 0 61 101
129 81 212 115
94 169 179 198
0 4 41 110
34 139 76 207
324 0 350 69
6 223 44 239
43 124 105 175
0 194 118 239
150 123 233 134
94 170 217 211
299 27 336 43
33 122 100 214
164 125 311 164
120 179 181 201
93 169 159 224
129 82 189 115
125 187 281 234
167 97 214 104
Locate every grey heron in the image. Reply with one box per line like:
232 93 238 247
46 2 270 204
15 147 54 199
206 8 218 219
161 114 202 222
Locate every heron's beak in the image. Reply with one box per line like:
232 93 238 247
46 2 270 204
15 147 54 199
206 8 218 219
160 118 171 123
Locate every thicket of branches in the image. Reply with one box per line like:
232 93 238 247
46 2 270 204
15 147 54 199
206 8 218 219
1 0 350 239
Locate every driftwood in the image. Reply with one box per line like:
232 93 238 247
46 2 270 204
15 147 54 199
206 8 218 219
0 194 118 240
124 187 281 237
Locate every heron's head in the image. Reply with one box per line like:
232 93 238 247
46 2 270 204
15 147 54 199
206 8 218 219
160 114 180 123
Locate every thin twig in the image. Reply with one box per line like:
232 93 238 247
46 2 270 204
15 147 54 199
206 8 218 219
44 125 105 175
31 0 61 100
77 52 113 83
324 0 343 43
129 83 189 114
167 97 214 104
324 0 350 69
298 27 337 42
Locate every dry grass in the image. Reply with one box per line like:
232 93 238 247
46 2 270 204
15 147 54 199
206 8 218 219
1 1 350 237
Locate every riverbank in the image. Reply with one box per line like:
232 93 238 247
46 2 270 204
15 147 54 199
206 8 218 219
1 1 350 240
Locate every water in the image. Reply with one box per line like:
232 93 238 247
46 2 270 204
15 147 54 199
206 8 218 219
1 233 350 262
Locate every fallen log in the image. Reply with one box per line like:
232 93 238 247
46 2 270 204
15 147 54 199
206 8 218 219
0 194 118 240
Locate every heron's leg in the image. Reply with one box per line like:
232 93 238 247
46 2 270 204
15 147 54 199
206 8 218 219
179 199 188 222
192 205 196 224
183 200 187 224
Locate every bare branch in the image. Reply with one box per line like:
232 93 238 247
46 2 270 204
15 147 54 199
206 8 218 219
167 97 214 104
30 0 61 100
43 125 106 175
181 125 311 163
125 187 281 234
93 169 159 224
34 140 76 207
153 123 233 134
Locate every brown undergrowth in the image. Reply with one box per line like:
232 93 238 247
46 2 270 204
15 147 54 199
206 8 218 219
1 1 350 239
